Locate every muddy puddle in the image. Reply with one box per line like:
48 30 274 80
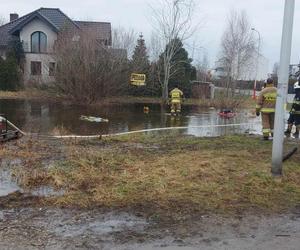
0 169 20 196
52 211 147 238
0 166 64 198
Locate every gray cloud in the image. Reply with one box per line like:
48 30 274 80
1 0 300 72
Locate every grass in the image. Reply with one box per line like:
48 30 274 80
2 133 300 218
0 88 254 109
0 88 62 100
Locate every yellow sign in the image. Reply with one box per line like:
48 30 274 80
130 73 146 86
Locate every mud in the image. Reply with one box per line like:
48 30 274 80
1 120 300 249
0 207 300 249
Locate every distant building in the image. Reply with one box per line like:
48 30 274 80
211 53 269 81
0 8 112 85
210 66 227 80
289 64 300 79
238 53 269 81
191 81 215 99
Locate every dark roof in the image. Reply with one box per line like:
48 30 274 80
75 21 112 44
0 11 33 47
0 8 111 47
37 8 79 30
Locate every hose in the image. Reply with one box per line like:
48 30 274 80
283 147 298 162
1 115 262 138
0 116 26 136
1 117 259 139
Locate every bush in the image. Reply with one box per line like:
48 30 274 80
54 30 130 104
0 56 21 91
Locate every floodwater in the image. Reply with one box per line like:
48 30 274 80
0 99 263 137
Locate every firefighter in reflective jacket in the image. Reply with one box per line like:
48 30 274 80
169 87 184 114
256 78 277 140
285 81 300 138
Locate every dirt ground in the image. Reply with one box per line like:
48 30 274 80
0 206 300 250
1 134 300 249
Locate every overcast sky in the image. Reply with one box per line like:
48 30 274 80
1 0 300 72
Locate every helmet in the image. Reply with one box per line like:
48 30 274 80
266 78 274 84
294 81 300 89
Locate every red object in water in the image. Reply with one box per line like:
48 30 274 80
218 111 236 118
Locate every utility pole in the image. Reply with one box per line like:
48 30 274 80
271 0 295 176
251 28 261 100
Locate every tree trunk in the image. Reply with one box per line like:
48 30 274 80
162 58 170 103
162 81 169 102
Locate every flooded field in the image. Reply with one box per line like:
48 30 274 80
0 99 263 137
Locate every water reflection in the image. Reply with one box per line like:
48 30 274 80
0 99 262 137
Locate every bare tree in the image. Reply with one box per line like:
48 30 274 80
219 10 256 96
54 29 129 104
196 53 209 82
0 16 6 26
273 63 279 75
150 0 197 101
112 26 136 58
271 62 279 84
149 32 163 62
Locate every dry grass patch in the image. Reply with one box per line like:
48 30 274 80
30 134 300 216
3 134 300 216
0 90 254 110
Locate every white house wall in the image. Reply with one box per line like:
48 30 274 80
20 18 57 53
23 53 56 84
19 18 57 85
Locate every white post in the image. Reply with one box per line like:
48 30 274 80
272 0 295 176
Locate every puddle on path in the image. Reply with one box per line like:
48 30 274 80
49 210 148 237
0 169 20 196
0 167 64 198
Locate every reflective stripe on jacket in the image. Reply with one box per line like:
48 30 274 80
256 86 277 113
290 96 300 114
170 88 183 103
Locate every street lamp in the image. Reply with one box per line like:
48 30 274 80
251 28 261 99
272 0 295 176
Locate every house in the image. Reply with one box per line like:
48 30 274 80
289 64 300 79
211 52 269 81
210 66 227 80
0 8 112 85
191 81 215 99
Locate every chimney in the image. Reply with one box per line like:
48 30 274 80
10 13 19 22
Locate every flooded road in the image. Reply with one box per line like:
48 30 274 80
0 99 263 136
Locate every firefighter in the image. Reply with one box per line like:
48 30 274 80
285 81 300 138
256 78 277 140
169 86 184 115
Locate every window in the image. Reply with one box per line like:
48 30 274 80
49 62 56 76
31 61 41 75
31 31 47 53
